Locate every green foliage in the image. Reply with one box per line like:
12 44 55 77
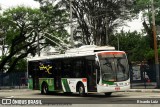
37 0 69 50
131 0 160 64
0 4 69 73
133 1 160 27
110 30 150 61
133 0 151 12
144 48 160 61
62 0 135 46
7 57 27 72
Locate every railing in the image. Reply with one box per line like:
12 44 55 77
0 72 28 89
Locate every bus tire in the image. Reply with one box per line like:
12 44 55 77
78 84 86 97
41 83 49 95
104 92 112 97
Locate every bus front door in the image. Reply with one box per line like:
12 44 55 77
54 68 62 90
87 60 97 92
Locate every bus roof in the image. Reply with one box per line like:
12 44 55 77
65 45 115 54
28 45 116 61
27 53 95 61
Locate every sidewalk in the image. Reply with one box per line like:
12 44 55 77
0 86 27 90
128 82 160 93
131 82 157 88
128 89 160 93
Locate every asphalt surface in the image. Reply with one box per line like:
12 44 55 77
0 88 160 107
0 82 159 92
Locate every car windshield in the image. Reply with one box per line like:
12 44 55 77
98 52 129 82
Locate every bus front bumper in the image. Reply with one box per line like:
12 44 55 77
97 84 130 93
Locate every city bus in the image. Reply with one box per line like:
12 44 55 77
27 45 130 96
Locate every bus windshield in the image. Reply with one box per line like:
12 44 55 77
98 52 129 82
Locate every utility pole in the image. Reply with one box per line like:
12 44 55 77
151 0 160 88
70 0 74 47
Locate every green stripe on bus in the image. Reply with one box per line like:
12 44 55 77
62 79 71 92
39 78 54 91
102 80 114 85
28 78 33 89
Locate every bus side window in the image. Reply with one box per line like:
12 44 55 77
62 59 73 78
74 60 83 78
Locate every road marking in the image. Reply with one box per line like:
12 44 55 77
5 96 14 98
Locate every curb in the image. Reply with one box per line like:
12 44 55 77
1 86 160 93
0 89 31 92
0 90 13 92
127 89 160 93
0 86 28 92
0 86 27 89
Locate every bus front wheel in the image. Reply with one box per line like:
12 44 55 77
41 83 49 95
78 84 86 96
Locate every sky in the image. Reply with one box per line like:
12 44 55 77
118 14 143 32
0 0 40 9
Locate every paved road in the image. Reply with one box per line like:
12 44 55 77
0 89 160 107
0 89 160 99
0 89 160 98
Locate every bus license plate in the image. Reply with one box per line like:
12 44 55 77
115 87 120 91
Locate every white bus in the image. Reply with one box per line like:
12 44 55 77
27 45 130 96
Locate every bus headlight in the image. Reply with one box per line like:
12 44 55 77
102 84 108 87
125 82 130 86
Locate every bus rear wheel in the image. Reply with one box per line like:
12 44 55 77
104 92 112 97
78 84 86 97
41 83 49 95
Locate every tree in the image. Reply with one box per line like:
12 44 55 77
110 30 150 61
61 0 134 46
132 0 160 49
0 5 69 73
0 7 40 73
36 0 70 51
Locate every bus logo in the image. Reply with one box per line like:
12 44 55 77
39 64 52 74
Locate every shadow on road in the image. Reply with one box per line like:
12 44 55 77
33 92 127 98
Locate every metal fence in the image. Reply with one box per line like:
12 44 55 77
0 72 27 89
